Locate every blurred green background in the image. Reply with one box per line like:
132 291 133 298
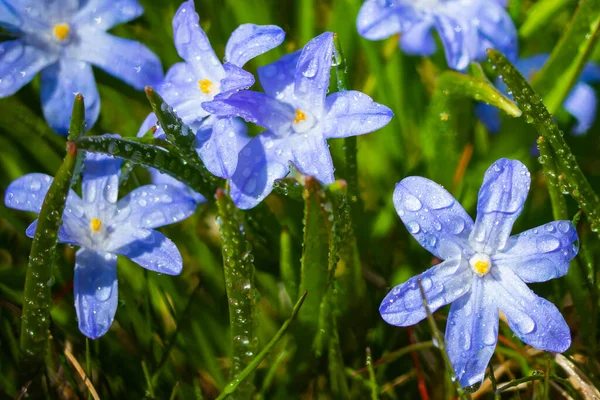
1 0 600 399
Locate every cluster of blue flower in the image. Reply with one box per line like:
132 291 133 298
0 0 581 389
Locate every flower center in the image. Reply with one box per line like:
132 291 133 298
53 24 70 41
90 218 102 232
469 253 491 276
294 109 307 124
198 79 213 94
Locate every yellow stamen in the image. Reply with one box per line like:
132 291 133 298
198 79 213 94
474 260 489 275
294 109 306 124
53 24 70 41
90 218 102 232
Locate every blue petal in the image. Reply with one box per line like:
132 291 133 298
1 0 75 31
475 103 501 133
356 0 409 40
197 117 249 179
203 91 295 135
469 159 530 254
147 169 205 204
379 257 472 326
5 173 55 213
489 267 571 352
160 62 210 125
564 82 597 135
115 183 197 229
580 62 600 83
290 132 334 184
229 132 292 209
71 31 163 90
322 91 393 139
217 62 255 99
82 152 123 205
40 59 100 135
400 20 436 56
112 229 183 275
476 1 518 62
393 176 474 260
0 1 23 32
6 173 87 243
493 221 578 283
0 40 56 98
434 14 470 70
74 249 118 339
446 277 498 387
72 0 143 31
294 32 334 113
172 0 224 82
257 51 300 102
225 24 285 67
26 219 83 245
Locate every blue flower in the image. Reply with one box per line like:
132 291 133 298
356 0 517 70
477 54 600 135
381 158 577 386
203 32 394 209
0 0 164 134
138 0 285 180
4 147 196 339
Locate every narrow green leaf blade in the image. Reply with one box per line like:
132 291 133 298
216 189 258 398
20 95 84 375
488 49 600 235
73 135 221 198
532 0 600 113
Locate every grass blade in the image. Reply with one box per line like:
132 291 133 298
72 135 221 199
216 189 258 399
216 291 308 400
531 0 600 113
19 95 83 376
488 49 600 236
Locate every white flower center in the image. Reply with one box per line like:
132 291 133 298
292 108 317 133
469 253 492 276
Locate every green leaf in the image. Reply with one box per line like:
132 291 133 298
145 86 205 166
532 0 600 113
519 0 573 38
297 177 335 337
216 189 258 399
19 95 83 376
422 70 522 187
72 135 221 199
216 291 307 400
488 49 600 235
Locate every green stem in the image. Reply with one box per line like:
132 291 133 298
333 33 359 209
216 189 258 399
73 135 221 199
496 374 543 394
19 95 84 378
216 291 308 400
417 279 470 399
537 137 568 220
366 348 379 400
489 49 600 236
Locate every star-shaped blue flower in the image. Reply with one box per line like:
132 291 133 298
356 0 517 70
138 0 285 180
477 54 600 135
0 0 164 134
381 158 577 386
4 146 196 339
203 31 394 209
